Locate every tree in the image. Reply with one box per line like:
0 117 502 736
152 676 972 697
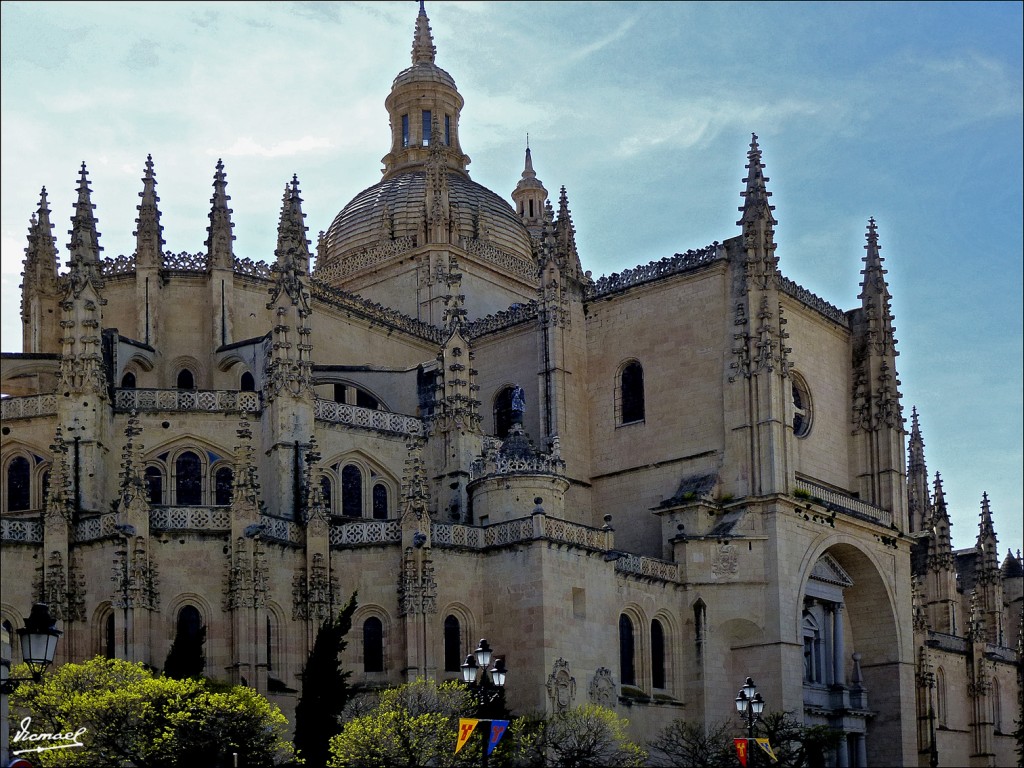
754 711 844 768
293 593 358 768
9 656 295 767
328 678 477 768
529 704 647 768
648 719 735 768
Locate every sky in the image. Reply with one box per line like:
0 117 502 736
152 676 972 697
1 1 1021 554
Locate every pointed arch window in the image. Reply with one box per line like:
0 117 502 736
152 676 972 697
6 456 31 512
104 613 115 659
651 619 666 689
935 668 947 727
240 372 255 392
363 617 384 672
494 386 516 439
214 466 233 506
791 373 813 438
121 371 137 389
145 466 164 505
443 615 462 672
320 476 333 513
619 362 645 424
372 483 389 520
176 369 195 390
341 465 362 518
619 614 636 686
175 452 202 505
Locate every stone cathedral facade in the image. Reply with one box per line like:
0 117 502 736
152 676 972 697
1 5 1020 766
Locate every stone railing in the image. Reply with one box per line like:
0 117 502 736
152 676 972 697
260 515 305 546
234 256 272 280
779 277 849 327
470 452 566 480
540 516 612 550
329 519 402 547
462 237 537 281
926 631 969 654
151 506 231 533
483 517 536 546
115 389 261 413
431 522 483 549
314 236 417 282
1 394 58 420
466 302 540 339
311 281 444 344
431 514 612 552
314 399 424 437
1 517 44 543
794 478 893 528
586 244 723 299
614 553 680 582
73 513 119 542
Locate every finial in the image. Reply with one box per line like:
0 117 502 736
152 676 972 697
412 0 436 65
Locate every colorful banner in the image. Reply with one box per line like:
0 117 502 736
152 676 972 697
487 720 509 755
755 737 778 762
734 738 748 767
455 719 478 753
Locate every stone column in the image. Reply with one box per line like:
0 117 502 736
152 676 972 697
833 603 846 686
836 734 850 768
853 733 867 768
824 604 834 685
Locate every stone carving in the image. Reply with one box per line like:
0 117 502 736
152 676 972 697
712 542 739 576
589 667 616 708
546 658 576 713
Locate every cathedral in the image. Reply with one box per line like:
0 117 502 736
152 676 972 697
1 4 1020 766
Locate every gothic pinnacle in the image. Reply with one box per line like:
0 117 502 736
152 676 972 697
67 162 103 266
274 175 311 274
412 0 436 65
206 159 235 266
134 154 165 265
737 133 776 226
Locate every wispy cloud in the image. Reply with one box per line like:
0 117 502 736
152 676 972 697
219 136 333 159
565 18 637 63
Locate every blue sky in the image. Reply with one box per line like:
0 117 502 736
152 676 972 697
1 1 1021 553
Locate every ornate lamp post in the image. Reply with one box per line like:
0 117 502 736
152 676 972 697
1 603 62 763
461 639 508 768
735 676 765 765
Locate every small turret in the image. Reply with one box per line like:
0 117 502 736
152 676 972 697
21 187 61 353
206 159 235 270
907 407 930 532
512 143 548 237
974 492 1003 645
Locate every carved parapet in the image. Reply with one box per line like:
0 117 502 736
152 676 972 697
328 519 402 547
314 399 424 437
1 516 44 543
586 243 722 299
150 506 231 533
115 388 261 413
0 393 57 420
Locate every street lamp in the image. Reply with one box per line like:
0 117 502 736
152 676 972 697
1 604 62 765
460 639 508 768
735 676 765 764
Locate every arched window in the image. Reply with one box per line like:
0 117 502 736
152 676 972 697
214 466 233 506
266 615 275 672
792 373 813 438
935 668 947 727
619 614 636 686
145 466 164 505
341 465 362 518
493 386 516 439
178 605 203 639
175 452 202 505
991 676 1001 732
240 372 255 392
165 604 206 679
620 362 645 424
121 371 137 388
176 369 195 390
444 615 462 672
6 456 31 512
355 389 379 410
421 110 432 146
802 610 824 684
104 613 115 659
363 617 384 673
372 484 389 520
320 477 333 513
651 619 666 689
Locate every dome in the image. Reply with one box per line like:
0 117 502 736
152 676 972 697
319 170 535 277
392 62 457 92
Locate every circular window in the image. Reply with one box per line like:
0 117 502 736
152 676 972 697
791 373 813 438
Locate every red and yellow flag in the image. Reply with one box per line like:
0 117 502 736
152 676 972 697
734 738 748 767
456 719 479 754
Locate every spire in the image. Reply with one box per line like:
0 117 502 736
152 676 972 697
412 0 436 65
976 492 999 574
134 155 165 268
858 218 898 352
273 175 311 276
553 186 582 276
737 134 777 228
206 159 235 270
512 145 549 236
736 134 778 285
67 162 103 271
927 472 953 567
907 407 930 532
22 187 61 331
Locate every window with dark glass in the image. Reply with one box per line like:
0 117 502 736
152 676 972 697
444 114 451 146
266 615 274 671
104 613 115 659
620 362 645 424
145 466 163 504
363 617 384 672
7 456 31 511
214 466 233 506
121 371 137 388
422 110 432 146
176 369 195 390
372 483 388 520
494 386 515 439
341 465 362 517
444 615 461 671
651 619 666 689
402 114 409 148
334 383 346 403
355 389 379 410
240 372 255 391
175 451 202 505
320 476 332 512
619 614 636 686
178 605 203 640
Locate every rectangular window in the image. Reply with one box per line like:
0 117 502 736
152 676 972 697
401 114 409 148
445 114 451 146
422 110 432 146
